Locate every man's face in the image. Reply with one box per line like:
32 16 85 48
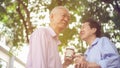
79 22 96 41
51 9 70 30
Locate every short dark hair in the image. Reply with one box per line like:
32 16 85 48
83 18 102 37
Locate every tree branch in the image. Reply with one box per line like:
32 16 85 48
17 0 33 34
16 1 29 43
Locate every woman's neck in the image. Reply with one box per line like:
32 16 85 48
86 35 96 46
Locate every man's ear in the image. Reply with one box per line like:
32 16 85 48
50 14 53 20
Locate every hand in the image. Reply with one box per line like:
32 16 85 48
74 55 88 68
63 48 75 68
74 53 82 63
74 60 88 68
75 61 101 68
63 52 74 68
64 56 74 66
87 62 101 68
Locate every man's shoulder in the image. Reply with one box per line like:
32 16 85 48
37 26 48 30
35 26 48 32
31 26 49 35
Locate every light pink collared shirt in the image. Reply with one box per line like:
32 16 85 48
26 26 63 68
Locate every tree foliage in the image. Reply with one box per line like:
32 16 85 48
0 0 33 47
0 0 120 53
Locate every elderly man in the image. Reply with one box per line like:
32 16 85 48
26 6 71 68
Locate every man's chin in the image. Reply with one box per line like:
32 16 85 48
61 28 66 31
60 26 67 29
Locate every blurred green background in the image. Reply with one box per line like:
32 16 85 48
0 0 120 55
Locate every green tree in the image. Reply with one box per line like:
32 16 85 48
0 0 33 47
0 0 120 54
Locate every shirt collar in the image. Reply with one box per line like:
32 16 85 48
47 26 61 45
89 38 99 48
47 26 57 38
84 38 99 57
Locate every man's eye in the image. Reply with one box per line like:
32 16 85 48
62 15 65 17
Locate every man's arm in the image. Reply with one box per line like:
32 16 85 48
26 29 48 68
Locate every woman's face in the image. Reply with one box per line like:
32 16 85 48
80 22 96 41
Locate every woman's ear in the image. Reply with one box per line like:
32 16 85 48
92 28 97 33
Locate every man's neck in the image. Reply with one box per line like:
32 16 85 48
50 25 61 35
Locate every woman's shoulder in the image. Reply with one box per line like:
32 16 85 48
97 36 111 46
99 36 110 41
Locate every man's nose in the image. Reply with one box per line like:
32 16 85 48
64 17 69 22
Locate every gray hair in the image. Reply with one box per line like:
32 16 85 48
50 6 69 15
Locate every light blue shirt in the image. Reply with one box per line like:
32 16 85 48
84 37 120 68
